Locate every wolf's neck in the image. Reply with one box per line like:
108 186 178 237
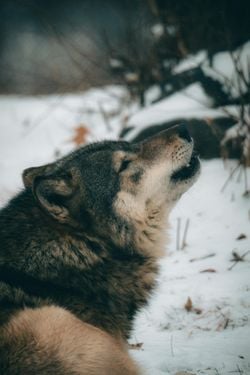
131 203 170 258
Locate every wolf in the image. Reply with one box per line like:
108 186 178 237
0 124 200 374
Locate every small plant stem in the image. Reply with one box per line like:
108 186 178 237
176 218 181 250
181 218 190 249
221 162 241 193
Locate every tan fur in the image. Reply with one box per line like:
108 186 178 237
112 131 200 260
1 306 140 375
114 159 168 251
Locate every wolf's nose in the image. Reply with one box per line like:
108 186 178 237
178 124 192 143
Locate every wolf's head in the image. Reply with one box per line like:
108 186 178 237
23 125 200 257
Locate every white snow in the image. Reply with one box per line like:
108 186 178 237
125 83 225 141
174 41 250 99
173 51 207 75
0 87 250 375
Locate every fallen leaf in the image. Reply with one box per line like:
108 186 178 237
71 125 89 146
128 342 143 350
236 233 247 240
184 297 193 312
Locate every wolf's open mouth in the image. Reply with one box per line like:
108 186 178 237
171 152 200 182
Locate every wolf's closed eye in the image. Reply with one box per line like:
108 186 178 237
118 159 132 173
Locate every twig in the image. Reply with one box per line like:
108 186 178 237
236 165 243 183
176 218 181 250
228 250 250 270
190 253 216 262
181 218 190 249
243 166 249 193
228 261 238 271
98 102 112 132
230 49 249 91
206 64 235 92
220 162 241 193
220 106 238 122
233 250 250 260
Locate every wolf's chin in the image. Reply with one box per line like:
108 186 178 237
171 152 200 183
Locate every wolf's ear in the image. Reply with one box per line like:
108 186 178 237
33 172 76 224
22 164 53 188
23 165 79 225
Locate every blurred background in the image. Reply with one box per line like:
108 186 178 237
1 0 250 167
1 0 250 95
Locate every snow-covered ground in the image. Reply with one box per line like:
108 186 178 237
131 159 250 375
0 87 249 375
